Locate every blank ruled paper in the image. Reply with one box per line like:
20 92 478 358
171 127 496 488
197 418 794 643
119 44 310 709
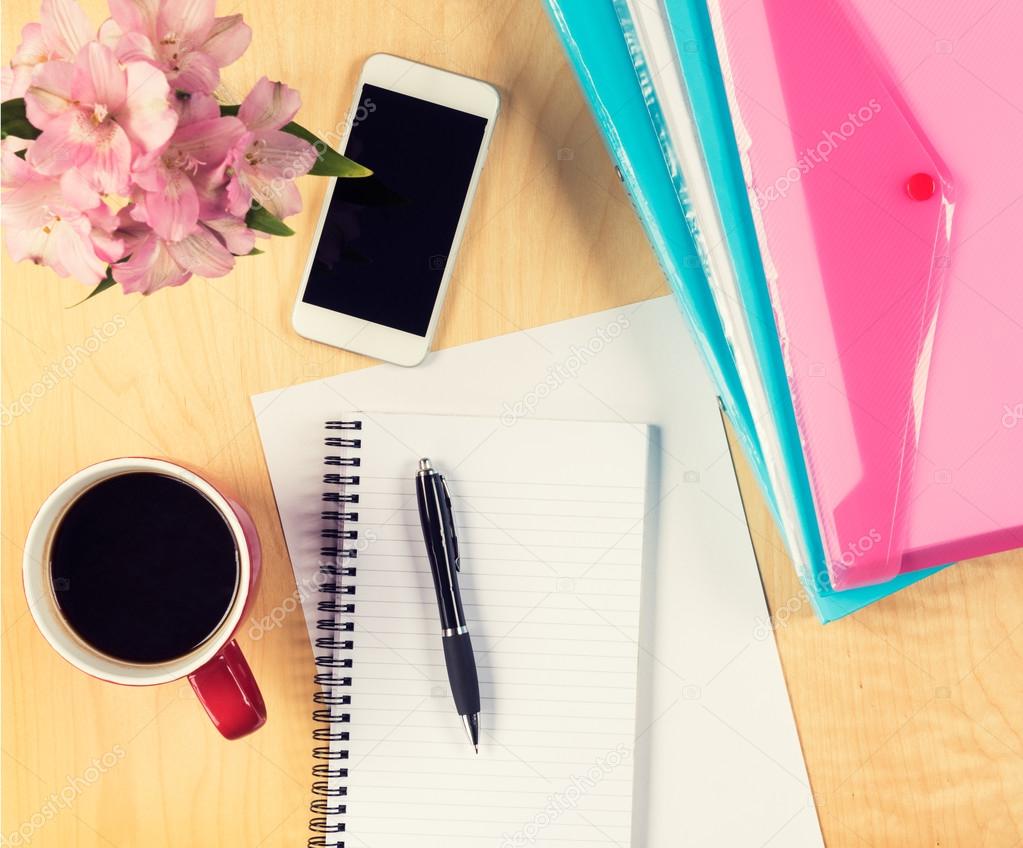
264 410 650 847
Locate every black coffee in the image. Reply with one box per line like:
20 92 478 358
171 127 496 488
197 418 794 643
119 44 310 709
50 472 239 664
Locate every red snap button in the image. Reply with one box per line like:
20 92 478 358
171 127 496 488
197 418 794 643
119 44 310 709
906 172 936 201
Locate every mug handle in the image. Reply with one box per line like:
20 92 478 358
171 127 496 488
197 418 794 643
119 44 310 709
188 639 267 739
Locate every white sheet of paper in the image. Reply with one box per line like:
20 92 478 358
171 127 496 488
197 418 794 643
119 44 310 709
252 296 823 847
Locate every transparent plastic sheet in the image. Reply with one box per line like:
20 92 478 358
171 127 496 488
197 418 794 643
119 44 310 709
710 0 956 589
613 0 817 595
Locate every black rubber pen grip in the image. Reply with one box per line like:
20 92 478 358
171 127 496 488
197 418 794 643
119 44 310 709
442 633 481 715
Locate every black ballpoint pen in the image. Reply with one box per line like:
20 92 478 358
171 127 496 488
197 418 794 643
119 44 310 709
415 458 481 753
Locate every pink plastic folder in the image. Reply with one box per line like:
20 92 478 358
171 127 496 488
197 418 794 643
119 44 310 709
712 0 1023 588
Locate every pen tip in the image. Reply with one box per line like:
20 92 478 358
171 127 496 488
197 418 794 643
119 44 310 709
474 745 479 755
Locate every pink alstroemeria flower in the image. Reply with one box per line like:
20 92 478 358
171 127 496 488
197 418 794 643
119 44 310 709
25 41 178 196
1 0 94 99
132 113 244 241
2 139 123 285
111 204 254 294
224 76 316 220
102 0 251 94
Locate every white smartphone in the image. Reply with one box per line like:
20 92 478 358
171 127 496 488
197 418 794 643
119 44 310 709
292 54 500 366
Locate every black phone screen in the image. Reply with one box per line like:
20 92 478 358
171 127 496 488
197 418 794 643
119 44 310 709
301 83 489 337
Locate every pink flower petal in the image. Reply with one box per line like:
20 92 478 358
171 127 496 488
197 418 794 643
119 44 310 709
240 167 303 219
168 49 219 94
59 168 101 210
173 115 244 167
1 171 60 231
85 200 120 233
26 110 81 176
1 68 16 102
108 0 159 36
72 42 127 113
110 0 158 35
3 21 45 98
97 16 123 48
2 65 32 101
194 179 228 218
89 230 125 264
172 90 220 126
115 61 177 153
7 23 49 98
112 204 151 252
13 23 47 65
48 218 108 284
166 224 235 277
24 60 75 130
1 137 35 187
250 130 317 179
200 14 251 67
114 232 192 294
85 207 125 263
202 215 255 255
159 0 216 47
130 152 165 191
238 77 301 131
40 0 94 59
145 169 200 241
72 114 133 195
224 172 252 218
112 30 156 64
7 210 107 285
4 224 50 266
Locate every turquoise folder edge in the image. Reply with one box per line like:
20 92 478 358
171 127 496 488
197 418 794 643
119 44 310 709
542 0 944 621
541 2 771 507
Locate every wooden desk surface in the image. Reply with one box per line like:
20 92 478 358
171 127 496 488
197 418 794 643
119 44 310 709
3 2 1021 845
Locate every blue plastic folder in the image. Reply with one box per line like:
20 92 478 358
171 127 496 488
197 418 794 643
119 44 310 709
542 0 943 620
542 2 771 501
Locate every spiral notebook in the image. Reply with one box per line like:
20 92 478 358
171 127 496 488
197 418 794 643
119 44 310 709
256 409 651 847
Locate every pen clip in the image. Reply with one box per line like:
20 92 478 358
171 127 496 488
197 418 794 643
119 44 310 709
441 476 461 572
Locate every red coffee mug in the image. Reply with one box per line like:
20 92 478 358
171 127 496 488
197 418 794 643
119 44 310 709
23 458 267 739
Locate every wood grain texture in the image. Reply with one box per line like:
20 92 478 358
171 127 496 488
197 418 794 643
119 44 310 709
2 2 1021 846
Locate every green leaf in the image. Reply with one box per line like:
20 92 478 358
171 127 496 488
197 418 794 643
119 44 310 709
283 121 373 178
219 104 372 178
245 204 294 236
246 247 265 256
1 98 40 140
70 268 118 307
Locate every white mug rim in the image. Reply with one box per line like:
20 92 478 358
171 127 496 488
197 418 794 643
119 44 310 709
22 458 251 686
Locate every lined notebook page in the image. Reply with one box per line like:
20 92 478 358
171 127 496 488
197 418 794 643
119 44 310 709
260 409 650 847
339 414 648 847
